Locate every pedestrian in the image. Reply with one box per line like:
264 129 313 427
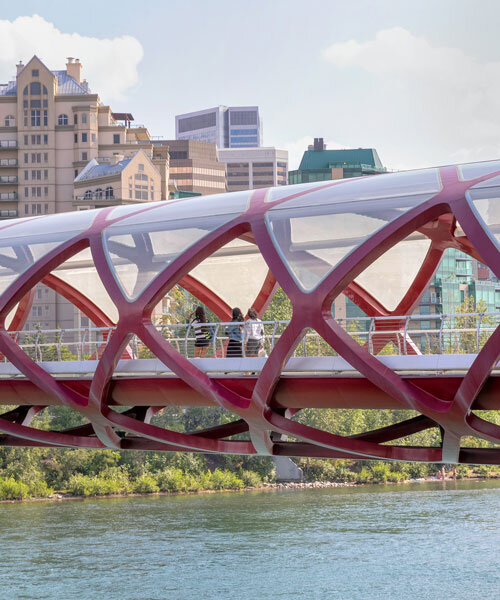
190 306 211 358
244 308 265 357
225 307 244 357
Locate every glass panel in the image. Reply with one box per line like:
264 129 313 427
190 239 269 311
266 195 435 292
265 181 339 203
467 188 500 247
354 233 431 311
53 248 118 323
458 160 500 181
267 169 441 206
104 193 251 300
0 211 99 296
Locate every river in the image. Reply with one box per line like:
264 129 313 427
0 480 499 599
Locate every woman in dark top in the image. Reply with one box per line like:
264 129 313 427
190 306 210 358
225 307 244 357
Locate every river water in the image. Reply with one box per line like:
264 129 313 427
0 480 499 599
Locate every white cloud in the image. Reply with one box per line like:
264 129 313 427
322 27 500 169
282 136 349 171
0 14 143 102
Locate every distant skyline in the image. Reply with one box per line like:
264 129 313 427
1 1 500 170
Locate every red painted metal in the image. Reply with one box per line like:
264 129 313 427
0 166 500 463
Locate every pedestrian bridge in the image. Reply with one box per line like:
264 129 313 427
1 161 500 464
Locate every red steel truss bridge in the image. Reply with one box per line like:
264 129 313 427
1 161 500 464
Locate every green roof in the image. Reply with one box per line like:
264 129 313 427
298 148 385 171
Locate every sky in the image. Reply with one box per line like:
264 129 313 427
1 0 500 171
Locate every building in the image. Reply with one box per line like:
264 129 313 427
0 55 168 331
153 140 226 196
289 138 387 184
217 147 288 192
73 150 162 210
175 106 261 148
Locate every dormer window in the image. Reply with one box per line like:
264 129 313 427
32 69 39 77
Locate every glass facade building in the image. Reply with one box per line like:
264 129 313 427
175 106 261 149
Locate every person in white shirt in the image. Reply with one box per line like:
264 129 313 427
243 308 265 357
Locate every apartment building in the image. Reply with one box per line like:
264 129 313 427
217 147 288 192
0 55 168 331
175 106 261 148
153 140 226 196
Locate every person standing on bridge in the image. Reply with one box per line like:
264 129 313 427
190 306 211 358
226 307 244 357
244 308 265 357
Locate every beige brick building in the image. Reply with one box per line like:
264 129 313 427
0 56 169 331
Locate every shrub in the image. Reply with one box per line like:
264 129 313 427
0 477 29 500
133 474 159 494
371 462 391 483
239 470 262 488
156 468 186 493
26 477 53 498
209 469 244 490
67 467 131 497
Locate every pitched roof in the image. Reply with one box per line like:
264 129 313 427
0 70 91 96
298 148 385 171
75 158 131 182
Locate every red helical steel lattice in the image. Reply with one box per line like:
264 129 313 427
0 163 500 464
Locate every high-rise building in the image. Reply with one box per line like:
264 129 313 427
289 138 387 184
175 106 261 148
153 140 226 196
0 55 168 331
217 147 288 192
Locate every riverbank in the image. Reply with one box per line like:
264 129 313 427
2 474 499 504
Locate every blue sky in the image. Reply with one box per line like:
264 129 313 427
1 1 500 170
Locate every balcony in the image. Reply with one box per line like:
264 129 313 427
0 192 17 201
0 176 18 184
0 140 17 149
0 159 17 168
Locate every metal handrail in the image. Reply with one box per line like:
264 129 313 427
3 312 500 364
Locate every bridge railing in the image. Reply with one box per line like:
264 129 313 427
4 312 500 363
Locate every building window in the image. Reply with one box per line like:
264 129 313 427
138 164 144 171
74 170 78 178
30 110 41 127
43 135 48 144
84 190 92 200
24 153 28 164
95 188 103 199
24 171 28 180
43 170 48 180
32 170 41 180
82 152 88 161
44 203 48 213
32 69 39 77
81 133 87 143
113 134 120 144
74 134 78 143
43 153 48 162
74 114 78 125
23 100 28 108
105 186 114 199
91 133 96 142
4 115 15 127
58 114 68 126
24 187 28 198
24 135 28 145
81 113 87 124
44 187 48 197
24 204 29 214
43 110 48 126
43 86 47 95
23 85 28 95
30 81 41 95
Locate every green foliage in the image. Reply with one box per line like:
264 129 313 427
133 474 160 494
238 470 262 488
0 477 30 500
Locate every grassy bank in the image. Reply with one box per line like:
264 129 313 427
1 453 499 501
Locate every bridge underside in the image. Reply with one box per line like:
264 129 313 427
0 365 499 464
